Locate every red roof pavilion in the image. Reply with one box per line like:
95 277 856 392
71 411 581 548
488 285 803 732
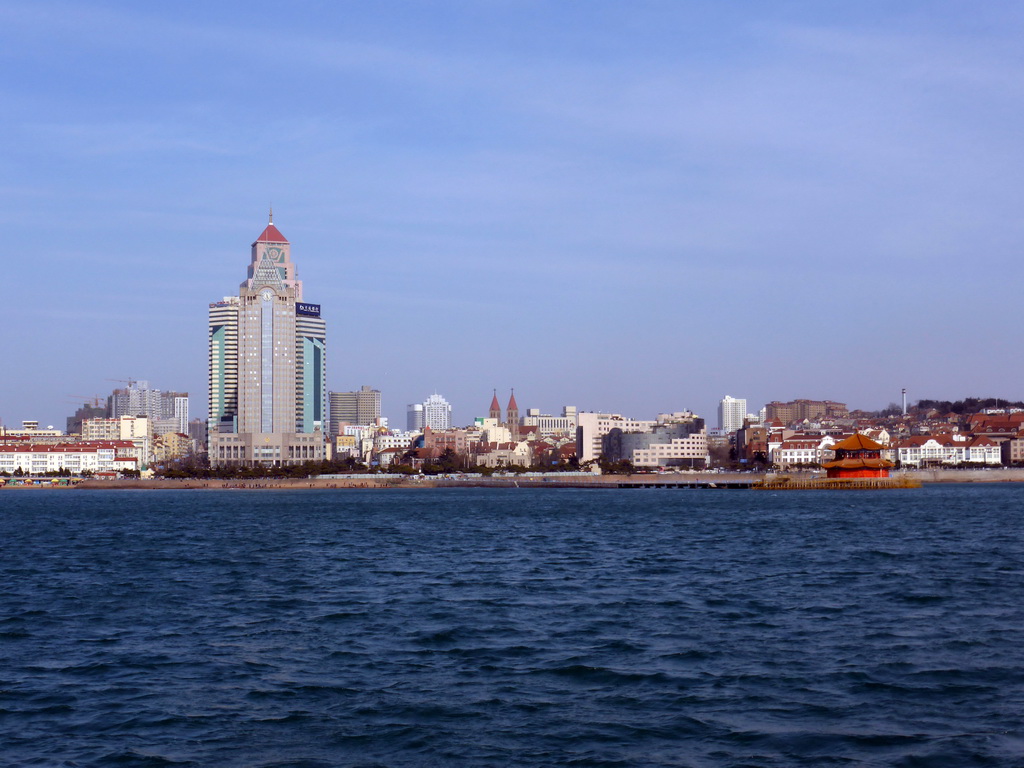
822 433 894 479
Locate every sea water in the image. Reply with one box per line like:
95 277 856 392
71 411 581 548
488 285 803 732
1 485 1022 767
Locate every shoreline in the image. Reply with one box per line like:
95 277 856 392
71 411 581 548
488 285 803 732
5 468 1024 490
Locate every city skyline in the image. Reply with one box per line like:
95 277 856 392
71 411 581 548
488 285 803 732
4 2 1024 429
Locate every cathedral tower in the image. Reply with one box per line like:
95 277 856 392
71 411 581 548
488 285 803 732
506 389 520 440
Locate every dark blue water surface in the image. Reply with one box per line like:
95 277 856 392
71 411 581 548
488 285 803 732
2 485 1023 767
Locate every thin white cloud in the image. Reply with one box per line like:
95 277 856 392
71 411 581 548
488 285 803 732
5 1 1024 426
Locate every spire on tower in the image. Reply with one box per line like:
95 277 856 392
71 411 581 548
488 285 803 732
506 389 520 440
269 204 273 224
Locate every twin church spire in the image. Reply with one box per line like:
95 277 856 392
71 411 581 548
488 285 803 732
488 389 520 439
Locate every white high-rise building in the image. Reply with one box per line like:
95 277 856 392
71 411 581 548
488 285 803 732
422 393 452 431
173 396 189 435
718 395 747 433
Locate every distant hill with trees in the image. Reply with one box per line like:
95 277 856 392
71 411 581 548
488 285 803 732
854 397 1024 419
915 397 1024 414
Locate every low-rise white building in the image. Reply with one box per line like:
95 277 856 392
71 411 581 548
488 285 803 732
576 413 656 464
521 406 578 436
600 412 708 469
0 442 139 475
368 430 420 463
629 432 707 468
82 416 153 466
896 435 1001 467
474 418 513 445
0 422 66 446
773 435 836 468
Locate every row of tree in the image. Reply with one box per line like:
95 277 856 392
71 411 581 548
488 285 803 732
0 467 91 478
155 449 586 479
157 455 368 479
0 468 142 479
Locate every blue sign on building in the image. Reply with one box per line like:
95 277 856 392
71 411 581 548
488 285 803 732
296 302 321 317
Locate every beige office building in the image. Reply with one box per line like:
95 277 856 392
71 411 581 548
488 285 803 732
329 385 382 433
208 214 327 467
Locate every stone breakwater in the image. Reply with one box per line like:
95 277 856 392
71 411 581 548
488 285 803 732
28 467 1024 490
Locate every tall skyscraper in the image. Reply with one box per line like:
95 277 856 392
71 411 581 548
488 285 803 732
329 385 381 434
208 214 327 466
422 393 452 431
172 395 189 435
208 297 240 434
718 395 747 433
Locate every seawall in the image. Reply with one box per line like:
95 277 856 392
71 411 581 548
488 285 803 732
29 467 1024 490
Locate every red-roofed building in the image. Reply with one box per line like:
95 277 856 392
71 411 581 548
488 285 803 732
895 435 1001 467
967 411 1024 432
772 434 835 468
0 442 139 475
822 434 893 478
475 440 532 468
972 422 1022 442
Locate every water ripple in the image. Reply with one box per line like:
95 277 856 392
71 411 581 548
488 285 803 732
1 485 1022 766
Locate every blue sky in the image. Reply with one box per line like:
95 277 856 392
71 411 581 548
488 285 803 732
3 1 1024 429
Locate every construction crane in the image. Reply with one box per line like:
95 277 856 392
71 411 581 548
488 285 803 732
106 378 138 387
67 395 106 408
